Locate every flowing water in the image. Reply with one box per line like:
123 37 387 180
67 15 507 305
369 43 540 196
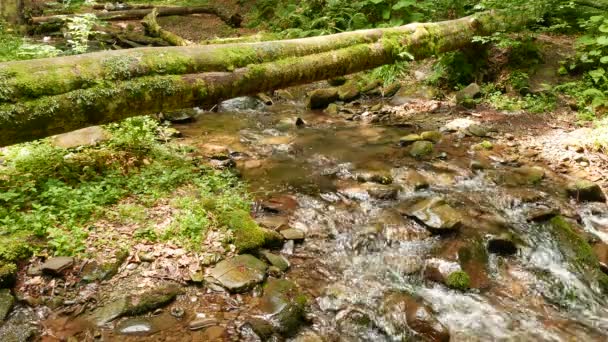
171 95 608 341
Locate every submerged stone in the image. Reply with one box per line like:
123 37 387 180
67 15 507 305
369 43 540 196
401 198 461 232
208 254 267 293
382 291 450 342
566 179 606 202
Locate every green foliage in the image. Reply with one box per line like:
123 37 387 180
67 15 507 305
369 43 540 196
427 50 487 88
368 60 409 84
64 13 101 54
0 21 61 62
0 116 195 255
569 14 608 114
482 83 556 113
250 0 477 37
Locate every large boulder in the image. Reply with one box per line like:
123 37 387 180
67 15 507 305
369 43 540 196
207 254 268 293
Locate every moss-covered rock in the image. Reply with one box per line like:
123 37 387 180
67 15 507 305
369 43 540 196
458 239 490 289
420 131 442 143
221 209 283 252
445 271 471 290
0 289 14 322
566 179 606 202
409 141 434 159
337 82 360 102
399 134 423 146
257 278 307 337
306 88 339 109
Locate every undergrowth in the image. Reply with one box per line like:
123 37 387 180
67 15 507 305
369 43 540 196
0 116 260 259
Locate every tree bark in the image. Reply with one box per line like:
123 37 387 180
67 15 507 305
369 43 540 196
30 5 243 28
0 0 24 24
0 10 531 147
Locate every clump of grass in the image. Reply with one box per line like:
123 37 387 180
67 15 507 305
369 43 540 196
446 271 471 290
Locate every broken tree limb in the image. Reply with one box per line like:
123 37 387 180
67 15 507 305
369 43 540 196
142 8 190 46
31 5 243 28
0 10 532 146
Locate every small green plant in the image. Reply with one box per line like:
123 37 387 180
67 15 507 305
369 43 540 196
64 13 100 54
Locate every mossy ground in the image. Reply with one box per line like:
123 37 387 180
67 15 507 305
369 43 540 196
0 116 272 271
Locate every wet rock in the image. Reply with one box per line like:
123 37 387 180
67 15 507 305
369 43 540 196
307 88 339 109
525 206 560 222
0 289 14 322
52 126 109 149
90 285 181 325
337 82 360 102
456 83 481 108
409 141 434 159
406 169 429 190
162 109 197 123
382 292 450 342
280 228 305 241
325 103 339 115
496 166 545 186
592 243 608 274
441 118 477 133
40 256 74 276
423 258 464 287
256 278 307 337
420 131 442 143
566 179 606 202
260 251 290 271
255 215 289 230
487 233 518 255
256 92 274 105
295 117 306 128
466 124 489 137
189 318 219 331
356 170 393 185
219 96 265 112
400 198 461 232
207 255 267 293
209 157 236 170
244 317 275 340
399 134 422 146
260 195 298 214
365 184 400 200
458 239 490 289
116 318 156 335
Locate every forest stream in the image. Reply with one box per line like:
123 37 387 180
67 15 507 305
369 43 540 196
3 90 606 341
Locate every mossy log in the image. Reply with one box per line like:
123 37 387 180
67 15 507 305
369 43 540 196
0 10 531 146
30 5 243 28
141 8 190 46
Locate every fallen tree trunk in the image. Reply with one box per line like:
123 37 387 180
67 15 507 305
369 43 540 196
141 8 190 46
0 10 531 147
92 3 155 11
30 5 243 28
